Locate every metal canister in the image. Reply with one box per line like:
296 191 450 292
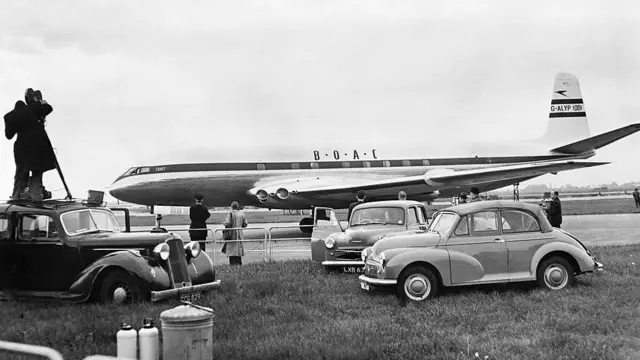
159 305 214 360
116 323 137 360
139 318 160 360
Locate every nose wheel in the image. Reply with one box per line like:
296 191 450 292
300 217 313 234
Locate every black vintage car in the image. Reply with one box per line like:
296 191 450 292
0 193 221 304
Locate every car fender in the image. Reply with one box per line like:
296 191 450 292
310 236 328 261
530 242 593 275
69 251 170 301
383 248 453 286
188 251 216 284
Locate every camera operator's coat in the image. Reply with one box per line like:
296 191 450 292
4 100 56 173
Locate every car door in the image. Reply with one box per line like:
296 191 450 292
17 212 82 292
0 212 22 290
406 206 428 232
445 210 510 284
499 209 553 281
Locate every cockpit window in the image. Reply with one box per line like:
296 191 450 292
120 167 141 177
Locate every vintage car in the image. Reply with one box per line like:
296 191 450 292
0 192 221 304
311 200 429 273
359 200 603 302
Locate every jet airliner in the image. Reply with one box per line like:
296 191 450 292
109 73 640 233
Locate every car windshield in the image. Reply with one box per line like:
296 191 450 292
60 209 121 236
428 212 457 234
350 207 405 226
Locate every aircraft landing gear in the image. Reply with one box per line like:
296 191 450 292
299 207 314 234
299 217 313 234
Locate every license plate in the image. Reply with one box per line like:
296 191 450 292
360 282 370 291
179 292 201 302
342 266 365 274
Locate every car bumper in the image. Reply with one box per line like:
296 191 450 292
594 261 604 272
322 260 364 266
358 274 397 286
150 280 221 302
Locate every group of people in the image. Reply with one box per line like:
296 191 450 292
188 194 248 266
4 88 57 203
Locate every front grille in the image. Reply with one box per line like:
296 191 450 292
334 249 363 260
166 239 191 287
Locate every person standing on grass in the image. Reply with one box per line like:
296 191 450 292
223 201 248 266
547 191 563 228
633 188 640 208
189 193 210 251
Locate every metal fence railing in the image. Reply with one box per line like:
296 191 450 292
0 339 131 359
0 340 64 360
127 224 319 265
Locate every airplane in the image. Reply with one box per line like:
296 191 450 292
108 73 640 233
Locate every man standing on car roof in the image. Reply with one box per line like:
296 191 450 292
4 88 56 203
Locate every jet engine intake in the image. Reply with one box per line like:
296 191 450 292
256 189 268 202
276 188 289 200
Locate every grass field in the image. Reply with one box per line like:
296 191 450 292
1 244 639 359
128 197 640 227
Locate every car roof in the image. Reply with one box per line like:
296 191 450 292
438 199 554 232
0 199 99 214
354 200 422 209
443 200 542 215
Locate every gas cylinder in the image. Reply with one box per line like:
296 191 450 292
139 317 160 360
116 322 137 360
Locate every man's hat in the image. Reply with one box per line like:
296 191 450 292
470 187 480 195
194 193 204 201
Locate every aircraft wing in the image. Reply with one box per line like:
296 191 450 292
254 160 608 197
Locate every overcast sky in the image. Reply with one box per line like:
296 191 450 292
1 0 639 201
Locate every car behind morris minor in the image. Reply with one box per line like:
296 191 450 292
311 200 429 273
0 193 221 304
359 200 603 302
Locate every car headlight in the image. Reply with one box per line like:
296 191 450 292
361 248 370 261
184 241 201 259
153 243 170 261
378 251 387 267
325 237 336 249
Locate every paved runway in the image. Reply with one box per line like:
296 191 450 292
130 213 639 265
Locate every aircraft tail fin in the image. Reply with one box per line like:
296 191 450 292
540 73 591 149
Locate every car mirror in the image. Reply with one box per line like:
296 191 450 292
52 231 58 237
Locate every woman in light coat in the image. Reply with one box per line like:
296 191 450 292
222 201 248 265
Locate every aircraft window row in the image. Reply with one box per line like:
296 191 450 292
254 160 436 171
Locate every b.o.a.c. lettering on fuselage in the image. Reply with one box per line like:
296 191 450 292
312 149 378 161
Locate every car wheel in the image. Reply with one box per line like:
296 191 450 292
99 269 144 304
537 256 575 291
397 266 438 303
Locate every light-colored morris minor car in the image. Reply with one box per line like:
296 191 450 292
359 200 603 302
311 200 429 273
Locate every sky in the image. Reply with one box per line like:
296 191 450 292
1 0 639 201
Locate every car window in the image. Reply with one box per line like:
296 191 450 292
454 215 469 236
407 207 419 226
0 213 9 240
350 207 404 226
418 207 428 224
500 210 541 233
428 212 457 234
470 211 499 234
20 214 58 241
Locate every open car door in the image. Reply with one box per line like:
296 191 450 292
108 207 131 232
312 207 343 241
